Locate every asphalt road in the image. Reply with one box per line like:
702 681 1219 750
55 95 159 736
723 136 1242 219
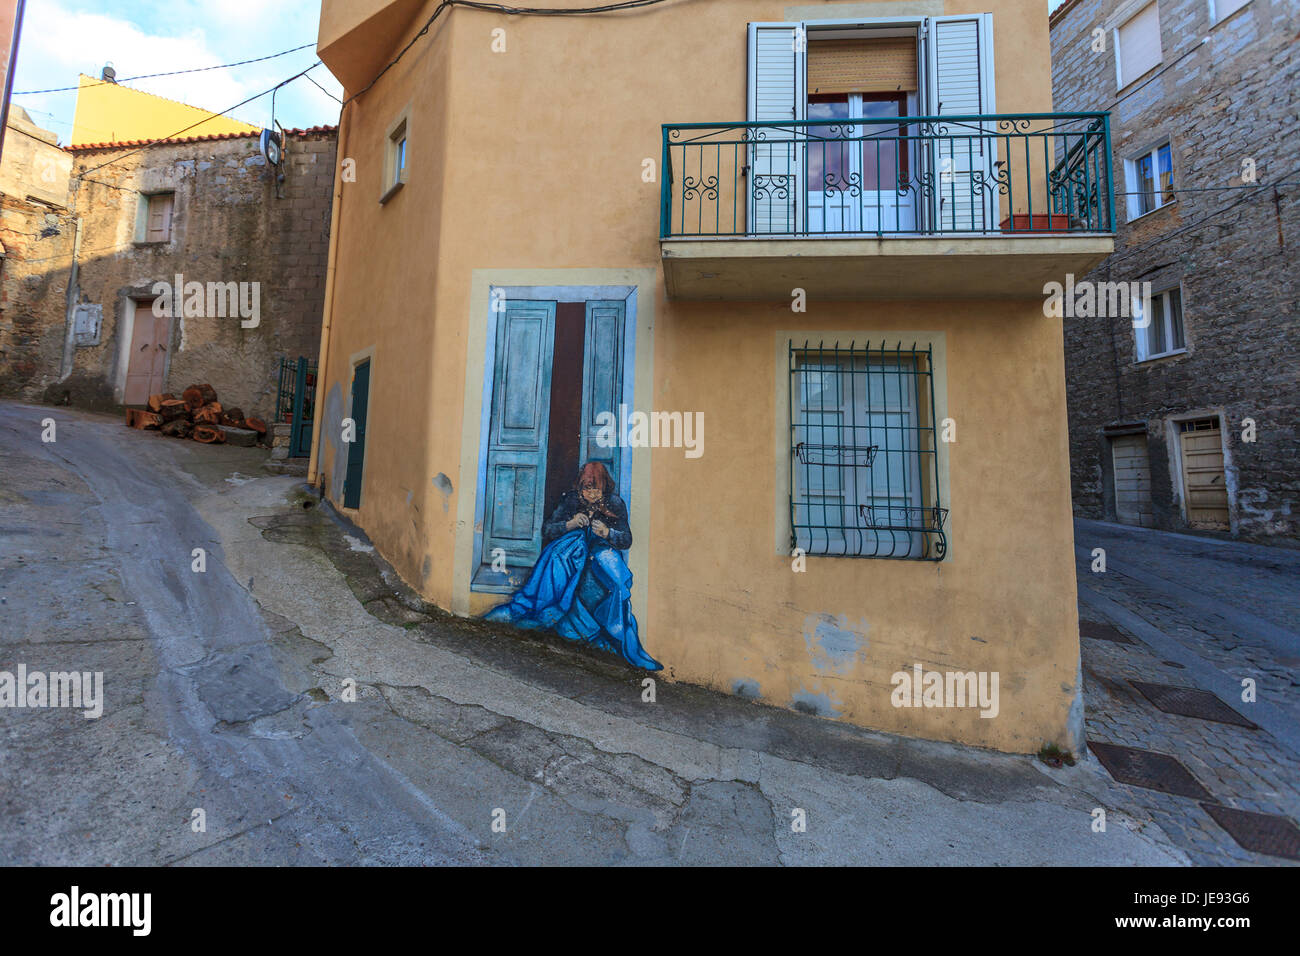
0 402 487 864
0 401 1187 866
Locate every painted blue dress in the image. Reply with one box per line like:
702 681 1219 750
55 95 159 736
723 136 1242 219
484 492 662 671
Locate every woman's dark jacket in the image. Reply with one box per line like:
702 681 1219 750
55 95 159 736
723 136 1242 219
542 491 632 550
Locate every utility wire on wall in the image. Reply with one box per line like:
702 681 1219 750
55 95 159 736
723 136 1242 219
345 0 674 105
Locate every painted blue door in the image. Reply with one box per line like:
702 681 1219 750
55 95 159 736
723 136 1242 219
479 302 557 585
343 359 370 509
578 300 625 501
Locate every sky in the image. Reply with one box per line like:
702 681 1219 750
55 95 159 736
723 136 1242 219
10 0 344 145
10 0 1068 146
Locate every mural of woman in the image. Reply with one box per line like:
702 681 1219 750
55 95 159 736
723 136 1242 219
485 461 662 671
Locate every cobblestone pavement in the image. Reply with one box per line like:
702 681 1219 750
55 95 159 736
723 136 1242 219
1073 518 1300 866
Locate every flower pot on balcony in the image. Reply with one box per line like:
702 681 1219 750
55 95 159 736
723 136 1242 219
999 213 1072 233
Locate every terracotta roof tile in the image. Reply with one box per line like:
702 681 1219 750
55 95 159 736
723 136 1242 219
66 125 337 152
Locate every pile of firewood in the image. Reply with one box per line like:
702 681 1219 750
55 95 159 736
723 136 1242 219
125 383 267 446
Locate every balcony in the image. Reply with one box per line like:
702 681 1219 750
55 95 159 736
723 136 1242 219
660 112 1116 301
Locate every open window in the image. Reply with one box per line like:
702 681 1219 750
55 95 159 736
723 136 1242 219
747 14 996 236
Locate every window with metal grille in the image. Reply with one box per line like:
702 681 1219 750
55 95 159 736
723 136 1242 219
789 341 946 560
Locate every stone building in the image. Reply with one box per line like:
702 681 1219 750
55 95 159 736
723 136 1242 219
0 106 76 398
0 84 337 423
1050 0 1298 542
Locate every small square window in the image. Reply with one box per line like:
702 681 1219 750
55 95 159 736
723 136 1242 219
1126 142 1175 220
1212 0 1251 24
137 191 174 242
1135 287 1187 362
1115 2 1162 89
382 115 409 203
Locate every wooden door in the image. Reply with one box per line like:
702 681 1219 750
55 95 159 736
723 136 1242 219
480 302 557 579
1111 434 1154 528
1180 422 1229 530
123 307 170 406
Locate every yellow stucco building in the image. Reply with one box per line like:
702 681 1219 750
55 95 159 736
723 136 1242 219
69 74 258 147
310 0 1115 754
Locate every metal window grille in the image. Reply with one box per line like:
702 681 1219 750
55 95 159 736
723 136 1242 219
789 341 946 560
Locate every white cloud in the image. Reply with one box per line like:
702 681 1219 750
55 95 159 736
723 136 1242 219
11 0 341 144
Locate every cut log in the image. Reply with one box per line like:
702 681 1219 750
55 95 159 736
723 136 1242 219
192 424 225 444
194 404 222 425
182 386 204 410
220 425 258 447
219 407 245 427
159 399 190 422
161 419 193 439
243 417 267 435
147 394 165 413
197 384 218 405
125 408 163 429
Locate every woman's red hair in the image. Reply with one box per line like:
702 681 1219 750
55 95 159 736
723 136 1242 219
575 461 614 497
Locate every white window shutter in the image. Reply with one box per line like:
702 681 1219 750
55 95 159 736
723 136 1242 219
748 22 805 234
1117 3 1161 88
926 17 986 117
924 14 996 232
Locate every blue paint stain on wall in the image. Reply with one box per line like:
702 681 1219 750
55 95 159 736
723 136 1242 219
731 678 761 700
791 689 841 717
320 382 347 498
802 613 867 674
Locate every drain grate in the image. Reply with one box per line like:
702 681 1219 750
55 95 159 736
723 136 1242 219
1087 742 1214 800
1129 681 1259 729
1201 804 1300 860
1080 620 1134 644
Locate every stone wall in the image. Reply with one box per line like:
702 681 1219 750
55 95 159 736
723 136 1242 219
1051 0 1299 541
0 124 336 422
0 108 76 401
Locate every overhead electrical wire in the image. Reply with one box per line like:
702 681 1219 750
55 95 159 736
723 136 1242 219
13 42 318 95
73 62 324 178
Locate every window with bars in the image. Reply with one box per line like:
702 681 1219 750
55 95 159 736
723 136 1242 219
789 341 946 561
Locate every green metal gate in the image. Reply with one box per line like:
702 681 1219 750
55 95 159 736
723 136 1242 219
276 356 316 459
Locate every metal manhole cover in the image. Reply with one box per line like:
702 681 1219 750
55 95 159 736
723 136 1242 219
1087 741 1214 800
1079 621 1135 644
1129 681 1259 729
1201 804 1300 860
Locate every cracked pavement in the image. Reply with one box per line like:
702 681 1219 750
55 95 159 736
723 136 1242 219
0 402 1186 865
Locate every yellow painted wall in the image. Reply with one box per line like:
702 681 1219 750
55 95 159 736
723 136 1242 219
314 0 1082 754
70 75 258 147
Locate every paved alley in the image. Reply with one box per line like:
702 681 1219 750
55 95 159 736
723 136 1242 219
1074 519 1300 865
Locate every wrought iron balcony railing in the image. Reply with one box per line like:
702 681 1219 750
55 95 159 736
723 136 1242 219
660 112 1114 239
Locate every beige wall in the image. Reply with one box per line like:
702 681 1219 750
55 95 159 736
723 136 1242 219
316 0 1082 753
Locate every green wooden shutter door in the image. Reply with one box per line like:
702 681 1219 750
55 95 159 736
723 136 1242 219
481 302 557 579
